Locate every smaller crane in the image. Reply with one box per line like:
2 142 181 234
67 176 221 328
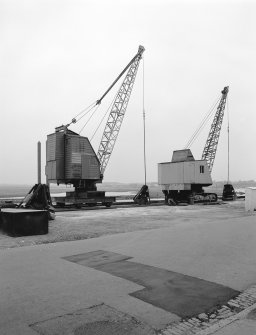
158 86 229 205
199 86 236 201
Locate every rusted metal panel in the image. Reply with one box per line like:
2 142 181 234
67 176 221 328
46 132 64 161
46 132 65 181
45 161 56 180
55 132 65 160
65 134 100 180
81 154 101 179
71 152 81 164
46 134 56 161
81 154 89 179
88 163 101 179
46 154 64 181
46 131 101 182
65 136 82 179
56 157 64 180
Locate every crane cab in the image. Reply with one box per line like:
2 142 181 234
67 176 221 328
45 128 102 189
158 149 216 204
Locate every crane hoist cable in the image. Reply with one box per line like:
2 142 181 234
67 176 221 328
77 92 119 136
80 56 139 140
142 57 147 186
185 95 221 149
226 96 230 184
132 56 150 205
61 101 97 130
75 104 97 124
79 104 100 134
73 101 97 121
75 96 113 136
61 46 144 131
221 93 236 201
90 93 118 142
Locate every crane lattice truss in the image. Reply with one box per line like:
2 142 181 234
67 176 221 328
97 46 144 175
201 86 229 172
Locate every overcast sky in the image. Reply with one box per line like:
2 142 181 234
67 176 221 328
1 0 255 185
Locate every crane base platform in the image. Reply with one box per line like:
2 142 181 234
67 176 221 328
52 191 116 208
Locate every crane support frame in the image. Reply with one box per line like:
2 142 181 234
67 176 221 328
97 46 145 175
201 86 229 172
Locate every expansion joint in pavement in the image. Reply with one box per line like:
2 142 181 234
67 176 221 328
161 284 256 335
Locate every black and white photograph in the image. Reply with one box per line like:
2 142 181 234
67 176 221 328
0 0 256 334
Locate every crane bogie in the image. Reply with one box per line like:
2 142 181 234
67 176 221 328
53 191 115 208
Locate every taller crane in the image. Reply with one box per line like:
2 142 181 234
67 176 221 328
158 86 229 205
45 46 145 207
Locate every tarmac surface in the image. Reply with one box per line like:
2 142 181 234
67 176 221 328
0 201 256 334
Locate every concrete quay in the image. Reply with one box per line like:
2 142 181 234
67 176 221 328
0 202 256 334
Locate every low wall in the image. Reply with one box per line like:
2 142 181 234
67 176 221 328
245 187 256 212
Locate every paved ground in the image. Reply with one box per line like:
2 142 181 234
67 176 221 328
0 201 248 249
0 201 256 334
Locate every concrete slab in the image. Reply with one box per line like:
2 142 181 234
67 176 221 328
64 250 239 318
0 322 38 335
0 236 175 333
30 304 156 335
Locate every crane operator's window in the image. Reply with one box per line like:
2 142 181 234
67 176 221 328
200 165 204 173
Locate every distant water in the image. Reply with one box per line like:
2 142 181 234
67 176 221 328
0 184 136 199
0 184 32 198
0 184 72 198
0 183 248 200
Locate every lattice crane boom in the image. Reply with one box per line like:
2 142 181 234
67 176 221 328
201 86 229 172
97 45 145 175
